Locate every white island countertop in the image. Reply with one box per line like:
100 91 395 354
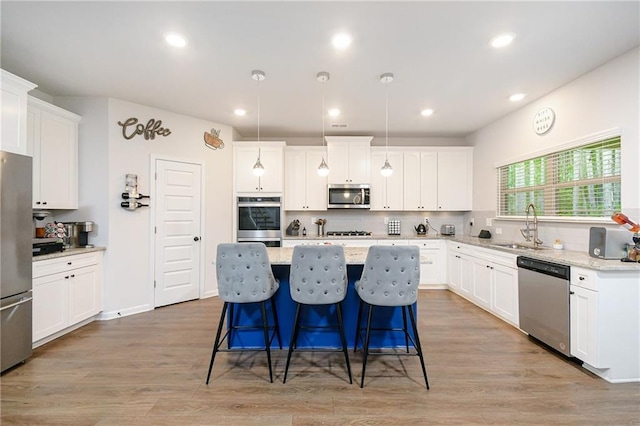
267 247 368 265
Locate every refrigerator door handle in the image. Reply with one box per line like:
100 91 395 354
0 296 33 312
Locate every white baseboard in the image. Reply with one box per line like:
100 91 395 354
97 303 152 321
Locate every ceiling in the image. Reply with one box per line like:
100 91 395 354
1 1 638 140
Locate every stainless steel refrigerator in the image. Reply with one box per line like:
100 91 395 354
1 150 33 372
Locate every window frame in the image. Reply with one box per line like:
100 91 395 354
495 128 622 222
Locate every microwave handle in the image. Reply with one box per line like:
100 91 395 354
361 188 365 205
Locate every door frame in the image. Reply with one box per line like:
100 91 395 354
149 154 206 308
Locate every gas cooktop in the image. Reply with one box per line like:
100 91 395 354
325 231 373 237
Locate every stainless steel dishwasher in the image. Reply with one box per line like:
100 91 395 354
517 256 571 356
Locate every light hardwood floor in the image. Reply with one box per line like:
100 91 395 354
1 290 639 425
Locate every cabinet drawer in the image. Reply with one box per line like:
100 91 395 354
377 239 409 246
447 241 472 255
571 267 598 291
415 240 441 250
33 252 100 278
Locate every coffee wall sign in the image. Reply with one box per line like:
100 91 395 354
204 128 224 150
117 117 171 140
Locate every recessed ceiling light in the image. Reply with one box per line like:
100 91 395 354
509 93 526 102
165 33 187 48
332 33 352 50
489 32 516 48
421 109 434 117
234 109 246 116
328 108 340 117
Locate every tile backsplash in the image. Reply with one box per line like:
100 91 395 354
284 208 640 253
461 208 640 253
284 210 465 238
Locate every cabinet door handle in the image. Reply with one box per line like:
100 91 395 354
67 262 72 265
579 276 585 281
194 236 200 241
65 276 70 279
569 291 575 295
42 201 47 205
70 274 75 278
36 201 41 205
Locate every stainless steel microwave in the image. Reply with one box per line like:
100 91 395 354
328 184 370 209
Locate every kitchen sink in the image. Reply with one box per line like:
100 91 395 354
492 242 548 251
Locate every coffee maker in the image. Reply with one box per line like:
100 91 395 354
75 221 95 248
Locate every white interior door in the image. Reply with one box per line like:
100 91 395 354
154 159 202 307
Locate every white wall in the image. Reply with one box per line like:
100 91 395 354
467 48 639 250
55 97 235 318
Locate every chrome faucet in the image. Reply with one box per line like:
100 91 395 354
520 203 543 247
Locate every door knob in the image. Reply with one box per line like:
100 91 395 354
194 236 200 241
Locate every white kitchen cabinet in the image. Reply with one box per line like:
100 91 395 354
370 150 403 211
284 147 327 211
0 70 37 155
471 257 492 310
325 136 372 184
490 263 519 325
568 266 640 383
32 251 103 346
437 149 473 211
28 96 80 209
32 272 67 341
570 283 598 366
416 240 445 286
403 151 437 211
447 242 473 297
447 242 519 326
234 142 285 193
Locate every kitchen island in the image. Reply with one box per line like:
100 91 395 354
227 247 414 349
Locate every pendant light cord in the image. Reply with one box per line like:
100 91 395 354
257 76 261 159
322 79 326 154
385 81 389 160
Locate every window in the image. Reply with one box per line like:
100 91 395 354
497 136 621 219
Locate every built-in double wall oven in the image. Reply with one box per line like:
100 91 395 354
237 196 282 247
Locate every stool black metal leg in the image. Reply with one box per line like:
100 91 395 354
360 304 374 388
408 304 429 390
206 301 228 384
335 302 352 384
270 297 282 349
260 301 274 383
354 297 364 352
283 302 302 384
401 305 409 353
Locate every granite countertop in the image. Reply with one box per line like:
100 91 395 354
268 247 369 265
33 246 106 262
447 236 640 272
279 234 640 272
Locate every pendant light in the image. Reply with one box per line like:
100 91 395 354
317 71 330 177
380 72 394 177
252 70 265 177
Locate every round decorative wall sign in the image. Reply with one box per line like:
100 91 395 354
533 107 555 135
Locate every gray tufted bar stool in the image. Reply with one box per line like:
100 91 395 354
354 245 429 389
206 243 282 384
283 245 352 384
